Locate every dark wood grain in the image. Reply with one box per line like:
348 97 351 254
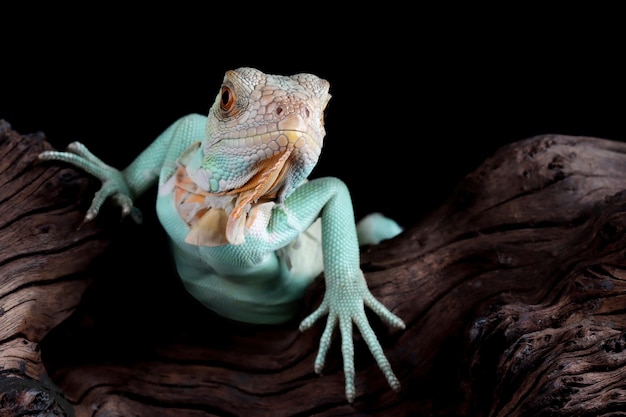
3 120 626 416
0 120 109 417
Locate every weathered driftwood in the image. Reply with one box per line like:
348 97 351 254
2 118 626 416
0 120 110 416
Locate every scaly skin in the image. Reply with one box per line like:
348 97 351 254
39 67 405 402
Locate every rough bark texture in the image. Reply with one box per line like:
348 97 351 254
2 119 626 416
0 120 109 417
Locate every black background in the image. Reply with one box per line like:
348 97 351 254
4 4 626 382
2 7 625 228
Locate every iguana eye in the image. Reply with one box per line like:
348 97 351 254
220 86 235 112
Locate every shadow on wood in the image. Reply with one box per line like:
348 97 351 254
2 119 626 416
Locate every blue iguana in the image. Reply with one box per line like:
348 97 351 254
39 67 405 402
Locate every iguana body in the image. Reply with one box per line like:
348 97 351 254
39 67 405 402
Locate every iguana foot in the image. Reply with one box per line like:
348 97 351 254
39 142 142 223
299 272 405 403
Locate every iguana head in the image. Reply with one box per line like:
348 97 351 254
200 67 331 203
176 67 331 246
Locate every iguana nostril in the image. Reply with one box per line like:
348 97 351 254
275 106 283 115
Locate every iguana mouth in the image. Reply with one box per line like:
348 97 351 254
174 130 318 247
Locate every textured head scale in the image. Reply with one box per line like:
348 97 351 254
202 67 331 200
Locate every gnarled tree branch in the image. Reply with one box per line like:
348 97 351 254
2 121 626 416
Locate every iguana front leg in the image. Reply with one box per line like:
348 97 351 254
38 114 206 224
268 177 405 402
